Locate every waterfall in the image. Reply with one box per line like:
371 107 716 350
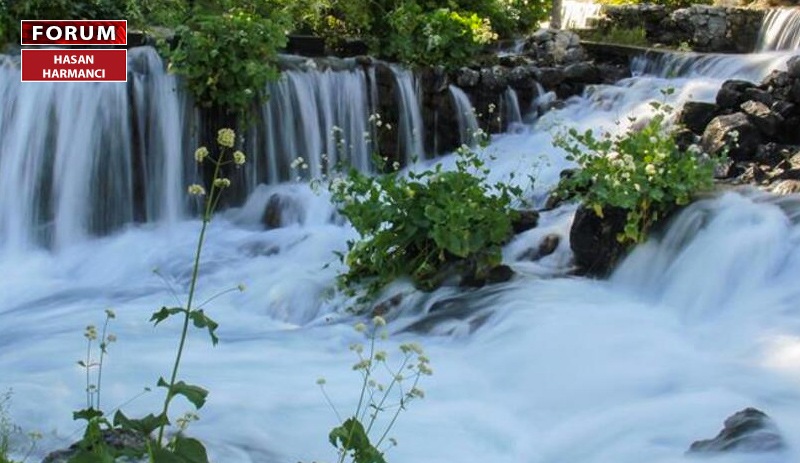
254 65 374 183
0 48 429 249
389 64 425 163
561 1 603 30
9 35 800 463
448 85 480 146
630 49 795 82
502 87 524 132
756 7 800 51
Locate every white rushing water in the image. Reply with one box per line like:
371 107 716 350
3 45 800 463
561 1 603 30
757 7 800 51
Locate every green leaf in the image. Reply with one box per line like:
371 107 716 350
173 436 211 463
73 408 104 422
189 310 219 346
158 378 208 410
329 417 387 463
113 410 169 436
150 307 184 326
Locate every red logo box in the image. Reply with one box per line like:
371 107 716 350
20 20 127 45
21 49 128 82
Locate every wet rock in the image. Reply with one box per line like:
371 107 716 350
460 264 514 288
455 67 480 88
716 80 755 110
740 100 783 137
772 179 800 195
563 62 599 83
688 408 785 454
679 101 719 135
262 193 305 228
536 67 565 89
743 87 774 107
42 428 148 463
787 55 800 79
507 66 536 89
701 112 761 161
569 205 630 277
511 210 540 234
372 292 403 317
480 66 508 90
518 234 561 261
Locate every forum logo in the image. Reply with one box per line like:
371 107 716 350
20 20 128 82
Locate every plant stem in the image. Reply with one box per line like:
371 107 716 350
156 156 223 446
85 339 92 409
96 315 111 410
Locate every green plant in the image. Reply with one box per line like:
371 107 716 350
553 91 721 243
385 6 497 69
69 129 248 463
0 390 39 463
330 145 521 297
164 6 289 115
318 316 432 463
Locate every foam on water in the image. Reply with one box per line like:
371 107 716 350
3 47 800 463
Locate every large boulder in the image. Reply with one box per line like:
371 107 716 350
569 205 630 277
701 112 761 161
688 408 785 454
679 101 719 135
262 192 306 228
740 100 783 137
716 80 756 110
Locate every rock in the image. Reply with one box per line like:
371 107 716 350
42 428 148 463
743 87 774 107
740 100 783 137
480 66 508 90
536 67 566 89
507 66 536 89
787 55 800 79
772 179 800 195
596 63 630 85
455 67 480 88
511 210 540 234
262 193 305 228
679 101 719 135
460 264 514 287
518 233 561 261
569 205 630 277
770 100 796 118
701 112 761 161
563 62 599 83
790 79 800 104
688 408 785 454
716 80 756 110
372 292 403 317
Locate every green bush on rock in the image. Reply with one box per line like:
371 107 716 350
164 3 289 115
331 147 522 298
553 92 721 244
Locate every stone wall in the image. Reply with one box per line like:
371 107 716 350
599 4 764 52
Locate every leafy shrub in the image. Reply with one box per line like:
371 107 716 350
164 5 289 115
330 147 521 297
553 94 720 243
453 0 548 38
385 6 497 69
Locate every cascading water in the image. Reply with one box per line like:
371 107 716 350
502 87 524 132
448 85 480 146
4 41 800 463
757 7 800 51
389 65 425 163
560 0 603 30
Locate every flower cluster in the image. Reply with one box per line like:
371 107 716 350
319 315 433 462
187 128 247 214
